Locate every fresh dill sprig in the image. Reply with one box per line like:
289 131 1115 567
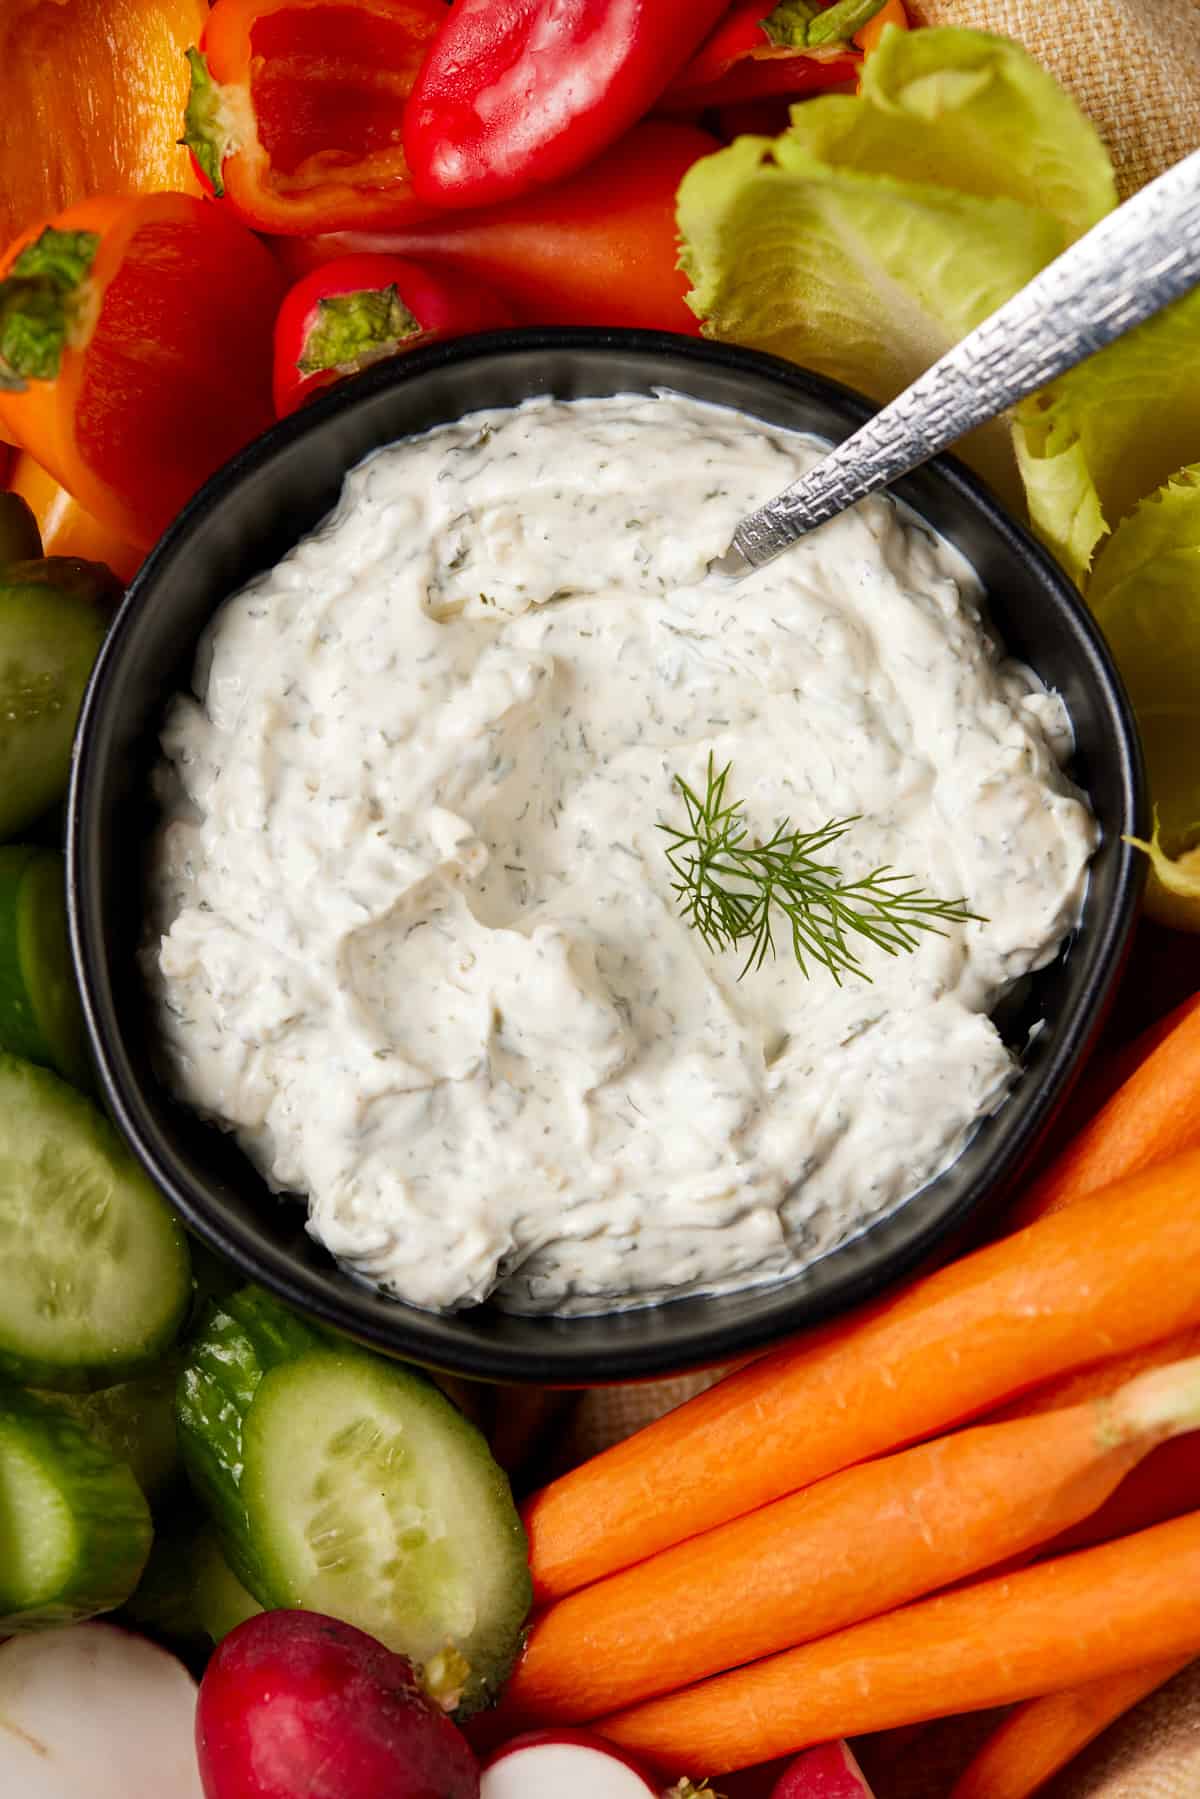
658 754 983 983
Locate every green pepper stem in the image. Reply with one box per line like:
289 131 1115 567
0 227 100 389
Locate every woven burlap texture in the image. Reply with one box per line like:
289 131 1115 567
911 0 1200 196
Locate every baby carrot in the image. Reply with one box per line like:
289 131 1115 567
523 1150 1200 1602
503 1356 1200 1724
1010 990 1200 1228
949 1656 1194 1799
1031 992 1200 1169
598 1511 1200 1777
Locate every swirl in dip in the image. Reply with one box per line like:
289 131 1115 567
144 394 1097 1314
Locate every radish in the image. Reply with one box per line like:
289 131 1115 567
480 1729 717 1798
196 1609 480 1799
0 1621 203 1798
769 1742 876 1797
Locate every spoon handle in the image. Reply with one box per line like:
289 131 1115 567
717 147 1200 576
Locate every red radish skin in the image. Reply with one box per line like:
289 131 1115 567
195 1610 480 1799
481 1730 659 1797
771 1743 876 1797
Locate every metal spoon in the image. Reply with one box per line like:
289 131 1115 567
711 147 1200 579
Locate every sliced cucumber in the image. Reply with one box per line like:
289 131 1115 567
0 561 115 839
176 1287 325 1597
243 1350 532 1707
0 1054 191 1388
36 1360 181 1507
0 845 89 1085
177 1286 531 1709
192 1525 262 1643
0 1385 152 1629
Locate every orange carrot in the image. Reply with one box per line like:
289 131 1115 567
1032 992 1200 1169
503 1356 1200 1725
989 1326 1200 1421
598 1511 1200 1777
1009 991 1200 1229
523 1150 1200 1602
949 1656 1194 1799
926 1333 1200 1589
1043 1433 1200 1558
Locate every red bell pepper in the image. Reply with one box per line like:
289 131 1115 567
277 121 717 337
660 0 890 113
273 254 516 415
403 0 730 211
182 0 448 236
0 193 284 547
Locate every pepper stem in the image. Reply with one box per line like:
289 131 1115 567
180 47 230 197
0 227 100 390
297 285 424 376
762 0 886 48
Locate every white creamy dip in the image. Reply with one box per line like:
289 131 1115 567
145 394 1097 1314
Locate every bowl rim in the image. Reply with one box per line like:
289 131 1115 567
66 326 1147 1382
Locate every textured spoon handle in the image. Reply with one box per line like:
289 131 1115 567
719 147 1200 574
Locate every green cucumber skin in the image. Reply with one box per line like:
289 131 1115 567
177 1287 531 1708
192 1525 263 1642
0 1385 152 1630
242 1350 532 1712
35 1360 182 1508
0 1053 192 1390
0 575 111 838
0 845 41 1060
0 845 89 1086
175 1289 326 1600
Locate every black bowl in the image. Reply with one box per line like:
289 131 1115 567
67 329 1145 1384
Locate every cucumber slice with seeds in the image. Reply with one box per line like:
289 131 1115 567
0 1385 152 1629
177 1287 531 1710
0 1053 191 1388
243 1350 531 1708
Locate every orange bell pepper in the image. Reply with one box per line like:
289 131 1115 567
10 454 142 584
0 0 207 250
855 0 907 57
182 0 448 236
0 193 284 549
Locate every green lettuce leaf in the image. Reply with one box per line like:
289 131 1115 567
779 26 1115 241
677 28 1115 502
679 140 1061 500
1014 286 1200 587
1089 465 1200 928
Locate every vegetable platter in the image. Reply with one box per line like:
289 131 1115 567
2 1 1200 1795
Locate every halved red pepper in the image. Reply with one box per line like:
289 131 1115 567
0 194 284 547
277 121 717 338
182 0 448 236
273 254 516 415
660 0 891 113
403 0 730 211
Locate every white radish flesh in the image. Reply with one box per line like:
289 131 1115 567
0 1622 204 1798
482 1731 658 1798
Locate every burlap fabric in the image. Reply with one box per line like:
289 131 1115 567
572 7 1200 1787
913 0 1200 197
